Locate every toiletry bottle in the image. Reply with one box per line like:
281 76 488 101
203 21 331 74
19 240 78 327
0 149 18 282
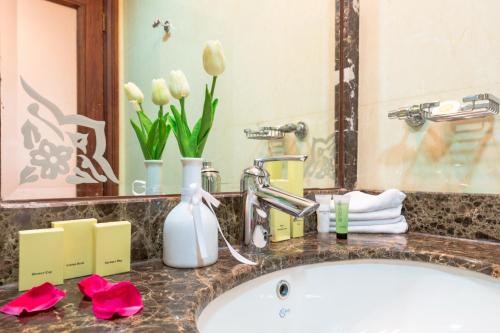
268 161 291 242
315 194 332 233
333 195 350 239
288 160 305 238
201 161 221 193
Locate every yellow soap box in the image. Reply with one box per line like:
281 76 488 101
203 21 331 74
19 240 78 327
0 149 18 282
18 228 64 291
51 218 97 279
94 221 131 277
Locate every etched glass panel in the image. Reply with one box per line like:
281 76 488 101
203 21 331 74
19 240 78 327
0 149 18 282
0 0 117 200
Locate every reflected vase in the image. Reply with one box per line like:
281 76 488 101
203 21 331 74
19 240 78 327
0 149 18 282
162 158 218 268
145 160 163 195
132 160 164 195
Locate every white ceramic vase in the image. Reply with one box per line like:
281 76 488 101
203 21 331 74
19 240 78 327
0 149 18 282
145 160 163 195
132 160 163 195
162 158 218 268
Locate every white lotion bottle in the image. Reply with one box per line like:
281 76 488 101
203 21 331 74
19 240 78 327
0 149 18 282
315 194 332 233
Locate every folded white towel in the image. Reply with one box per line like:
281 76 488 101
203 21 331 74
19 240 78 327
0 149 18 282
331 189 406 213
330 215 404 226
329 217 408 234
329 205 402 221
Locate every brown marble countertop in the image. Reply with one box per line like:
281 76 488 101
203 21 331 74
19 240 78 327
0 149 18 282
0 232 499 332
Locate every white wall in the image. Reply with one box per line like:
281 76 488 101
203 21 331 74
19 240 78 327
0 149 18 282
121 0 336 194
358 0 500 194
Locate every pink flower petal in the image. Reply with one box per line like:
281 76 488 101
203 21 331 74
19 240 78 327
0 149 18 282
78 275 116 299
0 282 65 316
92 281 143 320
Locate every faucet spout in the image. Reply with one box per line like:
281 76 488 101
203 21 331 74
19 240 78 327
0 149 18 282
241 155 320 249
257 185 319 218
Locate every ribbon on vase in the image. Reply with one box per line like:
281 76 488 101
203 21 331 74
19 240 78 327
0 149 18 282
185 183 256 266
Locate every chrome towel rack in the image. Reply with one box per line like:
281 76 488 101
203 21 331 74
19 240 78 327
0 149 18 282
388 93 500 128
244 122 308 140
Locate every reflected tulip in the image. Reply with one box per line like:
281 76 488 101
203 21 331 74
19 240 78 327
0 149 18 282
203 40 226 77
152 78 171 106
168 70 190 100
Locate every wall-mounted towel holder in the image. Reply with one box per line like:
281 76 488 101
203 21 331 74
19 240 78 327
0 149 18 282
388 93 500 128
244 122 308 140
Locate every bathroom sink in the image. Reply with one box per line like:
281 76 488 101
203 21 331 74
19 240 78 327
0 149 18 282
197 260 500 333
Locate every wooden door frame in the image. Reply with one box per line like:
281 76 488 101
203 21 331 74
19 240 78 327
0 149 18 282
103 0 119 196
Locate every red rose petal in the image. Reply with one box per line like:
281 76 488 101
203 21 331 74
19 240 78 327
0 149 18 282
92 281 143 320
78 274 116 299
0 282 65 316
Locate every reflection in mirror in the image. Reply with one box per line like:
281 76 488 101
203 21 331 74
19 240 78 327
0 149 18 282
120 0 336 196
0 0 336 200
358 0 500 194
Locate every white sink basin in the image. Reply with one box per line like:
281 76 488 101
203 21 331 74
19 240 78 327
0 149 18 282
197 260 500 333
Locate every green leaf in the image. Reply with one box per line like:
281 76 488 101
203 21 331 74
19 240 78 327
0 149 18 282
212 98 219 115
170 105 194 156
168 113 184 156
197 94 219 155
168 111 179 138
165 86 219 158
197 85 214 155
189 119 202 157
197 130 210 156
170 105 185 156
180 98 190 135
137 111 153 134
152 116 164 159
130 119 151 160
146 119 160 158
153 116 168 159
155 120 171 158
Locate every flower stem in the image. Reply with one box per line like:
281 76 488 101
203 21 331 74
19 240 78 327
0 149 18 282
210 76 217 98
180 97 188 128
138 103 146 135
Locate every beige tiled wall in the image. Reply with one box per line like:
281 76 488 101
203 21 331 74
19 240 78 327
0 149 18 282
121 0 335 194
358 0 500 194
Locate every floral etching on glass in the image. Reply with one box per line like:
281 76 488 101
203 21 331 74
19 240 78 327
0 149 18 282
29 139 72 180
19 77 118 185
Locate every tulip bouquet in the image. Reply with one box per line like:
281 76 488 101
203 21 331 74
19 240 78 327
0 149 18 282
168 40 225 157
161 41 226 268
125 79 171 160
125 40 225 160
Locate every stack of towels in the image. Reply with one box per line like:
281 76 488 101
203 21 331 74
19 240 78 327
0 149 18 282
330 189 408 234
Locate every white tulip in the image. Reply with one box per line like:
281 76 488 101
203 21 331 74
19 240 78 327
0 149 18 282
203 40 226 76
168 70 190 100
124 82 144 104
151 78 171 106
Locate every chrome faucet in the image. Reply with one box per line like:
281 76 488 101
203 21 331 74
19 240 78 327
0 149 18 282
240 155 319 249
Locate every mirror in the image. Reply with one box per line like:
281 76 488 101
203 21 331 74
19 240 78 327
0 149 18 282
0 0 336 200
357 0 500 194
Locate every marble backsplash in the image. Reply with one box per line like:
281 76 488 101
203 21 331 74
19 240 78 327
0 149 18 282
0 190 498 285
403 192 500 241
0 194 242 286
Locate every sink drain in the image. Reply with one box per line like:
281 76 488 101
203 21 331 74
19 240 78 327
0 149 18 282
276 280 290 300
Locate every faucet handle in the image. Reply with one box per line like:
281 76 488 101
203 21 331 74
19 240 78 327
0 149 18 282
253 155 308 169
